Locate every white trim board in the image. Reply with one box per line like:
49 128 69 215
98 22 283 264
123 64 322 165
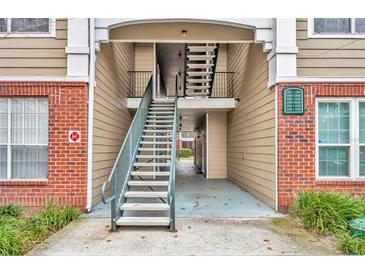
110 39 254 44
0 76 89 82
276 77 365 83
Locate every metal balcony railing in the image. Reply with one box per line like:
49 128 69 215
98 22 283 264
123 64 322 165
176 72 235 98
210 72 234 98
128 71 153 97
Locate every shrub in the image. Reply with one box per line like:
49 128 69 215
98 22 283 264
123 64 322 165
0 204 23 218
339 233 365 255
25 215 49 241
178 148 192 158
290 192 365 234
0 217 28 256
0 203 80 256
37 203 80 232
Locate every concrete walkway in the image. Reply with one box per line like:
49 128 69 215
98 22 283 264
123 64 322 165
29 160 339 255
89 160 282 218
28 217 338 256
175 160 281 218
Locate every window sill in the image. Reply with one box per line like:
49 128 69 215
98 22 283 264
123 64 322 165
315 177 365 182
0 179 48 186
0 33 56 38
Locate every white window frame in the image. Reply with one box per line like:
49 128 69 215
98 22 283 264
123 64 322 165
0 98 48 180
0 18 56 38
316 98 365 180
308 18 365 39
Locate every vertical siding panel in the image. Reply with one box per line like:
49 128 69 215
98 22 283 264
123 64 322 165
92 42 135 206
227 43 276 208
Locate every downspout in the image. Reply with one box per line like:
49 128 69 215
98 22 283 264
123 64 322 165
86 18 96 212
274 84 279 212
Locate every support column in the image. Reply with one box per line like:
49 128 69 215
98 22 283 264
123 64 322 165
267 18 298 86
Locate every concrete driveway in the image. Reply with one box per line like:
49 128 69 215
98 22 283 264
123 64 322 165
28 217 339 256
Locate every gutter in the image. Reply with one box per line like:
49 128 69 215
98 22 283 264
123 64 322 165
86 18 96 212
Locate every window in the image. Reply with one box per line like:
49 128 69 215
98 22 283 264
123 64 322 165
316 99 365 179
0 18 55 37
0 18 7 32
311 18 365 37
360 102 365 176
0 98 48 180
314 18 351 34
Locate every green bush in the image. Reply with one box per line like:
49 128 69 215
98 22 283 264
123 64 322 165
339 233 365 255
0 204 23 218
0 217 28 256
0 203 80 255
178 148 192 158
25 215 49 241
290 192 365 234
34 203 80 232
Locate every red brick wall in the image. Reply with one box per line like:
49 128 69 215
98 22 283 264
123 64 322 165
0 81 88 208
278 82 365 211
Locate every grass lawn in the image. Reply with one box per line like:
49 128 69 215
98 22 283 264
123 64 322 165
0 203 80 256
291 192 365 255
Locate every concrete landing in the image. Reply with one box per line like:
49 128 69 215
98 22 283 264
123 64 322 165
175 160 282 218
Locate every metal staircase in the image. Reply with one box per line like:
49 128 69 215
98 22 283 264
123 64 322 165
184 43 219 97
101 77 177 231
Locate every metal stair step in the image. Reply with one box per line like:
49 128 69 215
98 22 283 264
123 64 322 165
138 147 172 151
188 55 215 60
136 155 171 159
150 107 175 110
128 180 169 186
186 92 209 96
120 203 170 211
146 120 174 123
187 78 211 83
116 216 170 226
148 111 174 114
131 171 170 176
145 125 173 128
143 129 173 133
187 86 210 90
188 46 217 52
133 162 170 167
141 135 173 139
140 141 172 145
147 115 174 118
124 191 168 198
187 63 214 68
187 71 213 76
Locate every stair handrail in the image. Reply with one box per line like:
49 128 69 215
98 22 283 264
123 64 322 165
168 98 178 231
101 76 153 231
208 43 220 96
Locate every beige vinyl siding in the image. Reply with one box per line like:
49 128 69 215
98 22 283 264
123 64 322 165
216 44 227 72
297 18 365 76
135 43 154 71
92 42 134 206
0 19 67 76
227 43 276 208
207 112 227 179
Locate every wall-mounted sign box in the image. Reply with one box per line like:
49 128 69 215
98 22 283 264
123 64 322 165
282 87 304 115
